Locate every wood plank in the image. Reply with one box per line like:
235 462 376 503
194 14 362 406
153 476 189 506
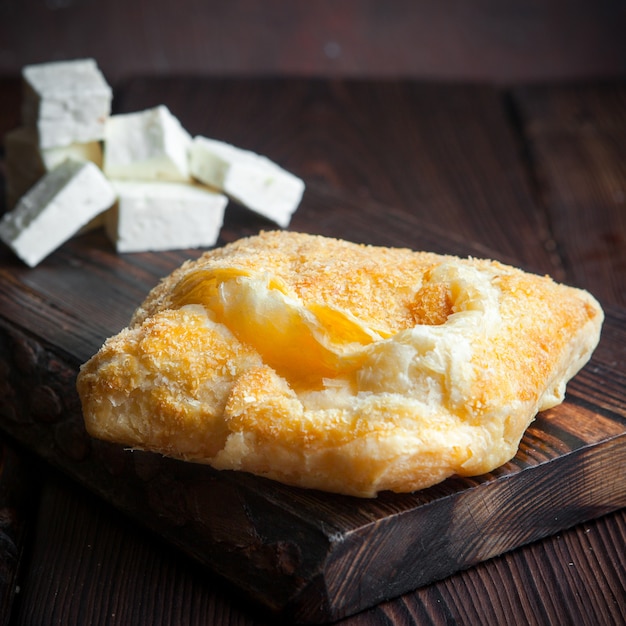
368 507 626 626
0 441 38 625
0 196 624 621
1 79 624 622
15 470 626 625
512 83 626 307
14 471 267 626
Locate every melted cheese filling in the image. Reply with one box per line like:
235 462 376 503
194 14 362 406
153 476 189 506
172 268 390 384
170 262 501 396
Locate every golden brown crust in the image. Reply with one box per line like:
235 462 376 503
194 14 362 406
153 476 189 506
77 231 604 497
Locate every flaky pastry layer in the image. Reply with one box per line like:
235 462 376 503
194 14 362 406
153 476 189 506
77 231 604 496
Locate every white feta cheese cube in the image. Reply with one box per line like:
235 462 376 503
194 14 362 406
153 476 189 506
0 159 116 267
103 106 192 182
189 136 304 228
105 181 227 253
4 126 103 208
21 58 112 149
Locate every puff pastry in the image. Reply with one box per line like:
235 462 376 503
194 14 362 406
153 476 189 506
77 231 603 497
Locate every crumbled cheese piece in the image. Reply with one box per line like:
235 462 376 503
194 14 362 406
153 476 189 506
103 106 192 182
21 58 112 149
0 160 116 267
189 136 304 228
4 127 103 209
105 181 227 253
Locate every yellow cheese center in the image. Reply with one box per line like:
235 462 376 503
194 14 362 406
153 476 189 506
171 268 390 384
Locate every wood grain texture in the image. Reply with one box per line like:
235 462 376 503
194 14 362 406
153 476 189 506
15 471 626 626
512 83 626 308
0 78 624 624
0 203 624 621
0 442 37 625
14 473 269 626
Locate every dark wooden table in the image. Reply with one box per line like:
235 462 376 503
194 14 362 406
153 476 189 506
0 77 624 625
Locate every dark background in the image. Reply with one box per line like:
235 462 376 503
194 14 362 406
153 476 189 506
1 0 625 83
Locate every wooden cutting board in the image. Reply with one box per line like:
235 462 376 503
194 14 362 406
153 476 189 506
0 186 625 623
